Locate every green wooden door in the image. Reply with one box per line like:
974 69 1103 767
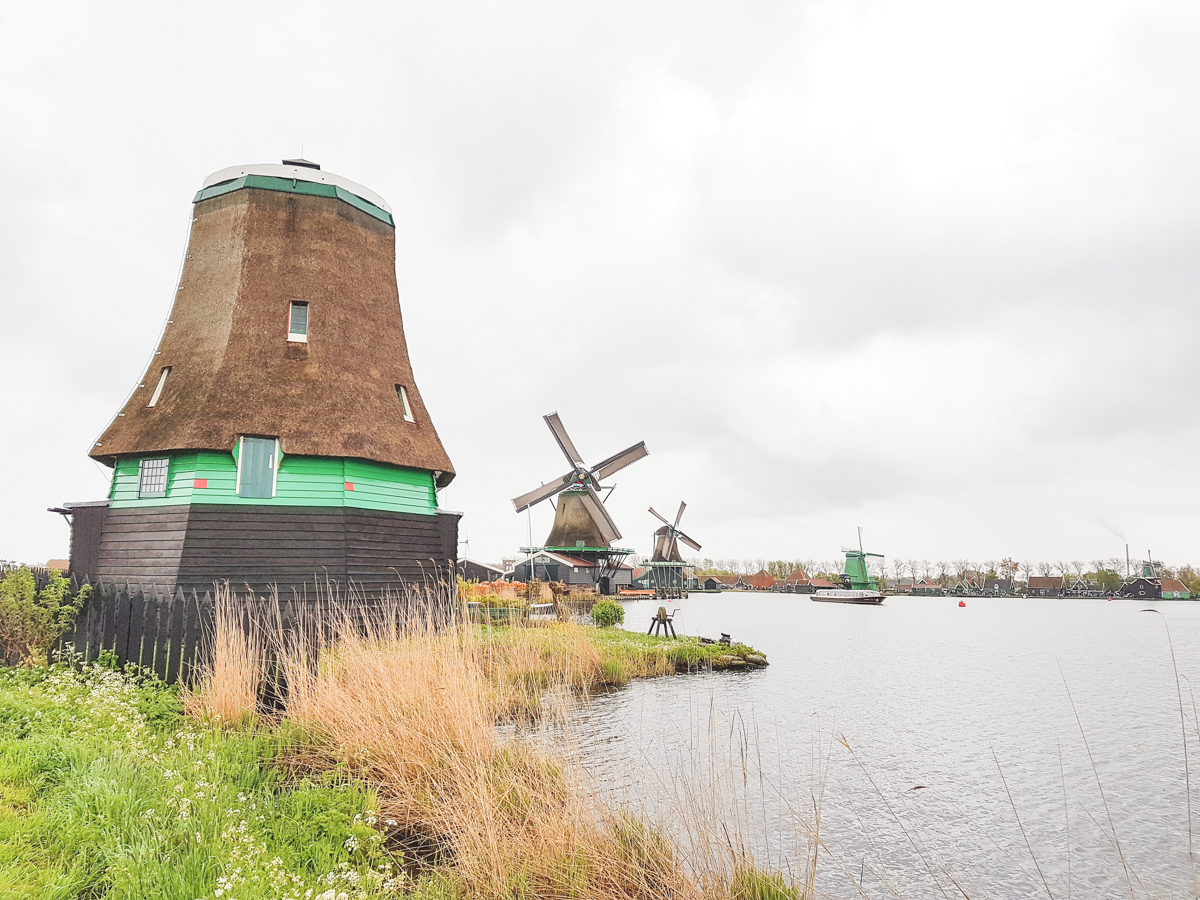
238 437 276 498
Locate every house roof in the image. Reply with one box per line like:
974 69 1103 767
784 569 810 583
459 557 504 574
509 550 596 570
745 571 776 588
1028 576 1064 588
810 577 837 588
1161 578 1189 593
707 574 740 584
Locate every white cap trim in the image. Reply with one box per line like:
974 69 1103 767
201 163 392 213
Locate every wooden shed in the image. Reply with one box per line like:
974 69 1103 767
1027 576 1065 597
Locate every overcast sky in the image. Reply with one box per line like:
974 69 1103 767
3 0 1198 568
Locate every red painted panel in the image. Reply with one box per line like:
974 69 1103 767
193 478 208 489
345 481 355 491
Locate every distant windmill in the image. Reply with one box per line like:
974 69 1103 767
645 502 702 599
649 502 701 562
510 413 648 594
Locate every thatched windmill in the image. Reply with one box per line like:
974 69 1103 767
63 160 458 594
510 413 647 594
645 502 701 599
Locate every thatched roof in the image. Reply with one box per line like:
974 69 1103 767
91 173 454 486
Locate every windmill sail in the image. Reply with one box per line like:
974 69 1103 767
510 412 646 550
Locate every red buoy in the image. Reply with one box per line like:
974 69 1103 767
958 600 966 607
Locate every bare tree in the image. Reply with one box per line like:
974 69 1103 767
1020 560 1034 582
1070 560 1085 578
1036 561 1053 576
921 559 932 579
892 558 906 582
953 559 971 581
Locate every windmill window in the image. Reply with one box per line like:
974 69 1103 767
147 366 171 407
396 385 415 422
138 458 169 498
288 302 309 342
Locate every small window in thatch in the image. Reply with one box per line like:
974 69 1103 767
147 366 171 407
396 385 415 423
138 458 169 498
288 302 309 342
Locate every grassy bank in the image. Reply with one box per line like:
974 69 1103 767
0 660 435 899
472 623 767 709
0 613 796 899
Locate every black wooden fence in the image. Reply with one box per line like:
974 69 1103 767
56 581 456 685
57 585 215 685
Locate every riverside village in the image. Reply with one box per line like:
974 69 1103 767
5 153 1199 900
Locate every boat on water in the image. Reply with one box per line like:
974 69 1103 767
812 588 884 605
814 529 885 604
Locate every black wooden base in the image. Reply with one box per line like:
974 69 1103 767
69 503 460 596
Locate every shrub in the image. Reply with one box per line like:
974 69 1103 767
732 866 800 899
591 599 624 628
0 566 91 665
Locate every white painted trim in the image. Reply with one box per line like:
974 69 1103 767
147 366 171 407
235 436 245 495
287 332 308 343
398 385 415 422
201 163 392 213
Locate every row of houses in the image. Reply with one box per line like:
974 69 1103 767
1025 574 1191 600
460 557 1194 601
691 569 1194 600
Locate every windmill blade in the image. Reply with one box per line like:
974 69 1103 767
675 529 702 552
648 506 672 527
592 441 648 482
673 500 686 529
666 532 678 560
580 482 621 544
545 412 586 468
512 471 575 512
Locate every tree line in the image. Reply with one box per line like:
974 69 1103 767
628 556 1200 593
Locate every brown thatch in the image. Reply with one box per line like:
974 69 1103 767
91 185 455 485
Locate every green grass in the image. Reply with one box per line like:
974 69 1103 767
0 660 449 900
472 621 766 696
583 627 766 671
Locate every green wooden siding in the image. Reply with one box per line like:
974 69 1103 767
109 452 437 514
193 175 395 226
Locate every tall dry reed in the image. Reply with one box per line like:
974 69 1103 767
183 591 265 725
277 608 697 898
190 596 804 899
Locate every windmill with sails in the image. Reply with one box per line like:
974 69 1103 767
510 413 648 595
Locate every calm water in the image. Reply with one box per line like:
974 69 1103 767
568 593 1200 899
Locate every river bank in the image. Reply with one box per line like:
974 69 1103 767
0 616 789 900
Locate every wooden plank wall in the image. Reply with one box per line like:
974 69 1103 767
93 506 190 588
78 503 460 597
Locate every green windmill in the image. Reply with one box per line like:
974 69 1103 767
841 527 884 590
